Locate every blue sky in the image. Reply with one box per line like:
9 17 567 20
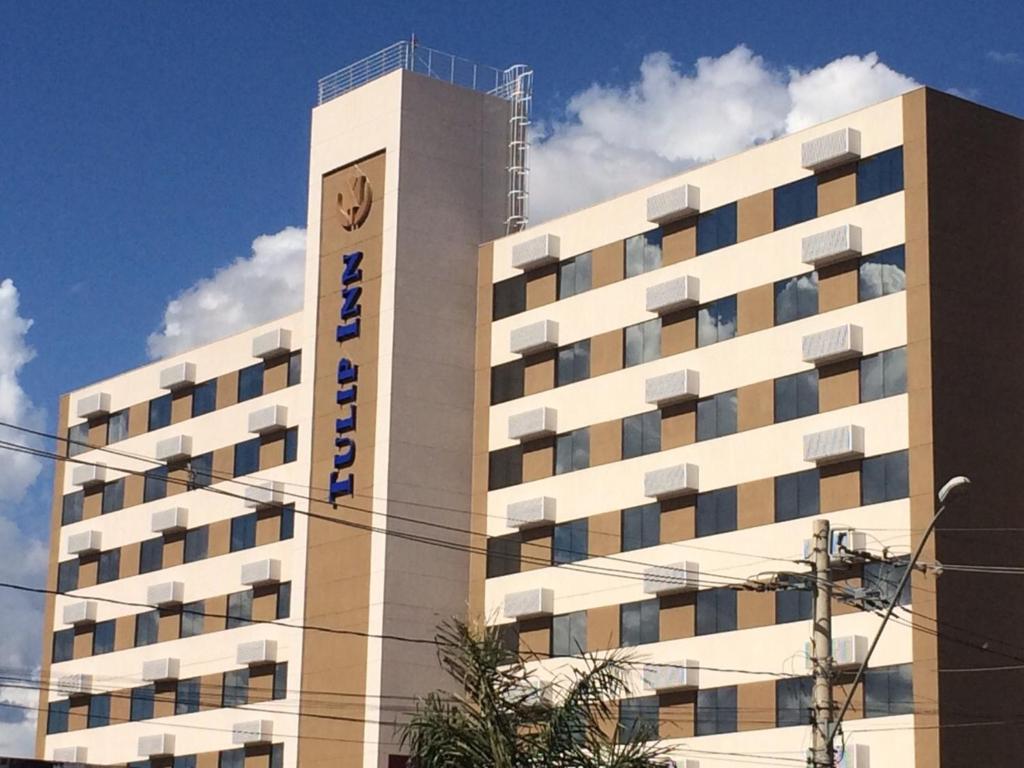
0 0 1021 751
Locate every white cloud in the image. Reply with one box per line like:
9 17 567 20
0 278 47 754
530 46 919 221
987 50 1021 65
146 226 307 359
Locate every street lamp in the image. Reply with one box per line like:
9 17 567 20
828 475 971 754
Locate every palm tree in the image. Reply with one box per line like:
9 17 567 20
400 619 671 768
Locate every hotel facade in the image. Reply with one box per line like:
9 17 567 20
36 43 1024 768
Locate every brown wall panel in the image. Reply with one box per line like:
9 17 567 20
737 284 774 336
72 629 92 660
818 262 859 312
737 380 774 432
128 401 149 439
662 401 696 449
260 432 285 470
77 559 97 589
662 309 696 356
253 588 278 622
737 590 774 630
217 370 240 410
121 542 140 579
738 680 775 731
737 478 774 529
158 610 180 643
114 616 134 652
523 352 555 395
522 440 554 482
660 691 696 739
124 473 145 508
591 330 623 377
525 265 557 310
200 673 222 711
109 687 130 728
662 220 697 265
520 527 552 572
264 357 288 393
519 617 551 657
590 420 622 467
592 241 624 288
818 358 860 412
661 496 695 543
737 190 773 242
255 511 279 547
170 391 192 424
82 488 102 521
820 461 860 513
208 520 231 559
163 536 184 568
587 605 620 651
659 592 695 640
589 510 620 557
817 165 857 215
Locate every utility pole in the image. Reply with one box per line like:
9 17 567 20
809 518 834 767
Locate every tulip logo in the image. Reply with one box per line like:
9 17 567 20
337 174 372 231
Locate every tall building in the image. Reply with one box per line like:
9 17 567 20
37 41 1024 768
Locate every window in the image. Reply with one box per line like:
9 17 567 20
181 600 205 638
280 505 295 540
864 557 911 608
861 450 909 506
696 686 737 736
231 513 257 552
774 272 819 325
143 465 168 502
491 360 525 404
556 340 590 387
620 599 659 646
284 426 299 463
859 245 906 301
624 318 660 368
46 699 70 734
130 685 155 721
496 622 519 654
287 350 302 387
775 469 820 522
273 661 288 699
697 295 737 347
238 363 265 402
621 503 660 552
188 452 214 490
860 346 907 402
486 535 521 578
696 588 737 635
622 410 661 460
493 274 527 320
856 147 904 204
61 491 83 526
555 428 589 474
553 519 588 565
276 582 292 620
558 252 592 298
226 590 253 629
551 611 588 657
488 445 523 490
176 756 198 768
176 677 201 715
97 549 120 584
56 559 79 592
864 663 913 717
101 478 125 514
68 422 90 457
776 588 813 623
184 526 208 563
219 749 245 768
139 537 163 574
107 409 130 443
135 610 159 647
93 619 115 655
626 230 662 278
52 628 74 663
775 370 819 423
774 176 818 230
148 394 172 431
776 677 813 727
696 390 737 441
270 746 284 768
87 693 111 728
618 696 659 742
696 203 737 255
222 668 249 707
191 379 218 418
234 437 261 477
696 487 737 537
